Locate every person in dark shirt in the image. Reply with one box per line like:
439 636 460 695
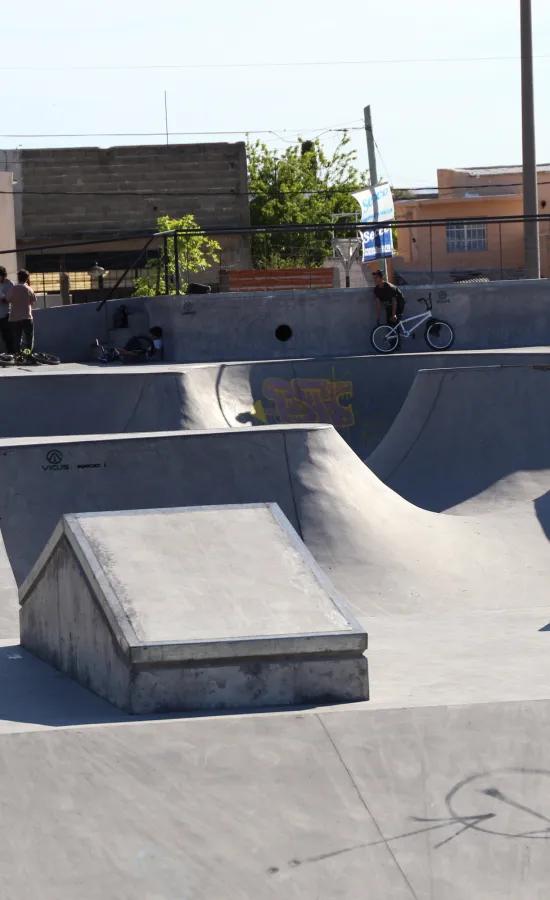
372 270 405 326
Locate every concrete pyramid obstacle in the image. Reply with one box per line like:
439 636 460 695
19 503 368 714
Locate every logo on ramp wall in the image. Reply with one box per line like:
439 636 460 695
253 377 355 429
42 448 105 472
43 448 69 472
46 448 63 465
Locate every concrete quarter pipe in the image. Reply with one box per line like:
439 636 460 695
368 364 550 516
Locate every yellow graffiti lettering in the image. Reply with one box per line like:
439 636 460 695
258 377 355 429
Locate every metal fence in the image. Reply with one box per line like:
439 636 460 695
7 212 550 304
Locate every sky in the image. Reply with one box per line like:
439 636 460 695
1 0 549 189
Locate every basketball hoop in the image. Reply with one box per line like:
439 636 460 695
333 237 361 287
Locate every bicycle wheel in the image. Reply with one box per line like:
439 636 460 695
425 319 454 351
371 325 400 354
15 351 41 365
32 352 61 366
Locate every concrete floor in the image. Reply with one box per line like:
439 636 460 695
0 699 550 899
0 356 548 897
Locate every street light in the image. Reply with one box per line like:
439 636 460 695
88 262 105 295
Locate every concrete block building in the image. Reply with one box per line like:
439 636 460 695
0 142 251 297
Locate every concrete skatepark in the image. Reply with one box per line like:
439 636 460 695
2 283 550 897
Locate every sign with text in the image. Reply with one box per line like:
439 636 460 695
352 183 394 224
362 227 394 263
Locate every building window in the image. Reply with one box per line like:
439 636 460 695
446 222 487 253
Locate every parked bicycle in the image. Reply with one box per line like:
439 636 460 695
370 293 455 354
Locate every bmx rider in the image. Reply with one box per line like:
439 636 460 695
372 270 405 326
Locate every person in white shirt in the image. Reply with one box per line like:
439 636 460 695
0 266 14 352
97 326 164 364
149 326 164 360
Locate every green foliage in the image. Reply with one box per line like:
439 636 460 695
247 135 367 268
133 215 221 296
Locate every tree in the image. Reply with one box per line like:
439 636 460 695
133 215 221 296
247 135 367 268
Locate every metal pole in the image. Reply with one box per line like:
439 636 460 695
364 105 388 278
521 0 540 278
174 232 180 295
499 222 504 280
429 224 434 283
164 91 169 145
163 234 169 294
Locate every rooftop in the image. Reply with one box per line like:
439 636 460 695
446 164 550 177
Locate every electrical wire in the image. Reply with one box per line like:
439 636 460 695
0 55 547 71
0 179 547 198
0 127 362 140
374 139 393 185
0 187 364 197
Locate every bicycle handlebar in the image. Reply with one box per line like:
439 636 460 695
416 294 433 311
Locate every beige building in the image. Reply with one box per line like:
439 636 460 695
393 164 550 283
0 172 17 281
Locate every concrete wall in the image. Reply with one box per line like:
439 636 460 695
32 278 550 363
3 142 250 245
20 535 130 710
437 165 550 198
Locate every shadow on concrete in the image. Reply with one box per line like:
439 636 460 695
535 491 550 543
0 644 334 731
236 411 263 425
0 644 129 728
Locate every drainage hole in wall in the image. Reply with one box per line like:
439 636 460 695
275 325 293 342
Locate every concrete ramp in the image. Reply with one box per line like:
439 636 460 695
3 350 550 459
0 369 187 437
368 364 550 513
20 505 367 713
1 425 549 621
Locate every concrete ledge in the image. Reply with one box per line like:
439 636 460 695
19 504 368 713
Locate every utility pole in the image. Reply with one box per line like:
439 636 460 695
164 91 170 145
364 105 387 278
520 0 540 278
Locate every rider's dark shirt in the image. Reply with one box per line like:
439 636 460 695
373 282 399 306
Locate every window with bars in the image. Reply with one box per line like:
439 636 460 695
446 222 487 253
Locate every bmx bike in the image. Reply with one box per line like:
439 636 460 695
371 293 455 354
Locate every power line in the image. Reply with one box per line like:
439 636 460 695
0 127 361 141
0 180 547 198
399 178 550 193
0 187 364 197
0 128 362 139
0 55 548 72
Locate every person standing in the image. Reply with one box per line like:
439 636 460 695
8 270 36 354
0 266 14 352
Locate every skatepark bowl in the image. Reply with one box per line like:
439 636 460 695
2 289 550 898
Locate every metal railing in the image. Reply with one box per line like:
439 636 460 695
0 212 547 309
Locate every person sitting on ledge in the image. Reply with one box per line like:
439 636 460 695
94 326 164 364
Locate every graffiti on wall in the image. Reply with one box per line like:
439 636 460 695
253 377 355 429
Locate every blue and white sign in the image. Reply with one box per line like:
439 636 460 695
362 227 394 263
352 182 394 224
